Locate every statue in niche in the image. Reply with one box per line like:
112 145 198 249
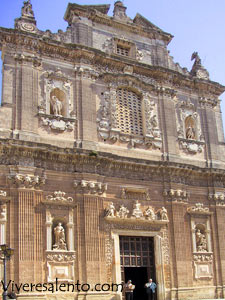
131 201 143 219
53 223 67 251
186 126 195 140
116 205 129 218
51 96 63 116
196 228 207 252
159 207 168 221
106 202 116 218
22 0 34 18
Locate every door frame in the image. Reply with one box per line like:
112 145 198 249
112 230 166 300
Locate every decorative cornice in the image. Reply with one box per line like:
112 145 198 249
0 29 224 97
0 139 225 187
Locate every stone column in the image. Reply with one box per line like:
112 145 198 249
67 209 74 251
46 210 53 251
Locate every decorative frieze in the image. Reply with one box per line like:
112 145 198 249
8 174 46 189
47 252 76 262
74 180 107 195
105 201 169 224
164 189 189 203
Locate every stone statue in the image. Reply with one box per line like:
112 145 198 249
191 52 201 67
22 0 34 18
106 202 116 217
53 223 67 250
51 96 63 116
196 229 207 252
117 204 129 218
160 207 168 221
144 206 156 220
186 126 195 140
131 201 143 219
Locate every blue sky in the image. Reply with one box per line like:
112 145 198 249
0 0 225 129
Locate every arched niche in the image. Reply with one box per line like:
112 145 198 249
50 88 67 117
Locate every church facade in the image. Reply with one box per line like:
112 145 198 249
0 1 225 299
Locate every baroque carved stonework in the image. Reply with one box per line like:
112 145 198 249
45 191 74 204
97 86 162 150
164 189 189 203
209 192 225 207
47 253 76 262
187 203 211 215
105 201 169 224
0 191 7 197
8 174 46 189
175 100 205 154
74 180 107 195
38 69 76 133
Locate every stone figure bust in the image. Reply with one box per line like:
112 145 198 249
53 222 67 250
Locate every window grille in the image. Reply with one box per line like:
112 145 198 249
116 45 129 57
116 88 143 135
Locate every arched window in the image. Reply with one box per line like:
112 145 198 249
116 88 143 135
185 116 196 140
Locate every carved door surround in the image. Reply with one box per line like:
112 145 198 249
111 229 167 300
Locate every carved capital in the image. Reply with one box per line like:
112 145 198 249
164 189 189 203
74 180 107 195
8 174 46 189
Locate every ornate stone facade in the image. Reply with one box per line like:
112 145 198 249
0 1 224 300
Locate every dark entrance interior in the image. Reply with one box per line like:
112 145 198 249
124 267 148 300
120 236 156 300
